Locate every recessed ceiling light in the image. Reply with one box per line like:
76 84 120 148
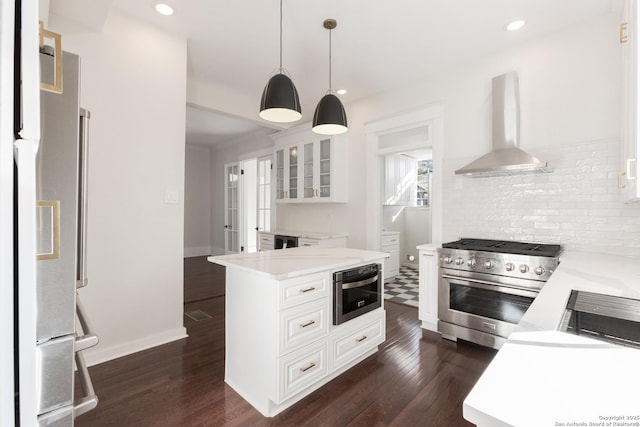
505 19 525 32
154 2 174 16
336 89 347 95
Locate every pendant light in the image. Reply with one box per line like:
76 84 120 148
312 19 348 135
259 0 302 123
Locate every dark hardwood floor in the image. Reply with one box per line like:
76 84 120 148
76 257 496 426
184 256 226 303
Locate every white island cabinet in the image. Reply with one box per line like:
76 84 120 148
208 247 387 417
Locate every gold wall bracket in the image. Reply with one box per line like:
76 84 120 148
620 22 629 44
39 21 63 94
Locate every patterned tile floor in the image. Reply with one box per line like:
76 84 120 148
384 264 419 308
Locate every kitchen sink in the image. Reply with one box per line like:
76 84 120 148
559 290 640 349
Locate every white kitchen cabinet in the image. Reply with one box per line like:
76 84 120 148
274 145 300 201
620 0 640 202
417 244 439 332
381 232 400 279
298 236 347 248
383 154 417 206
258 232 275 251
221 261 385 417
272 124 347 203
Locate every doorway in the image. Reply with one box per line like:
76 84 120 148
364 105 444 307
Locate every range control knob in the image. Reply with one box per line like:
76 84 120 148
505 263 515 272
455 257 464 265
519 264 529 273
467 259 477 268
534 266 546 275
444 257 453 264
484 260 494 270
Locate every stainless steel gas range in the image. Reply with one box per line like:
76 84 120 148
437 238 562 349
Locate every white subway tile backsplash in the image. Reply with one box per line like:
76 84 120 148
443 139 640 257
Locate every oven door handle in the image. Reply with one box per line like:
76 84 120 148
340 275 378 290
441 274 540 296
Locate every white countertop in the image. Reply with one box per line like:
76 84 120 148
258 230 348 240
464 251 640 427
208 246 388 280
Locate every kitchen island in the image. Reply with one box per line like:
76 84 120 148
463 251 640 426
208 247 388 417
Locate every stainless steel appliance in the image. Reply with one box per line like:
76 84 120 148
333 263 382 325
559 290 640 349
275 234 298 249
455 72 552 177
438 238 561 349
32 48 98 425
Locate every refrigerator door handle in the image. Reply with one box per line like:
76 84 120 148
75 295 98 352
73 350 98 418
77 108 90 288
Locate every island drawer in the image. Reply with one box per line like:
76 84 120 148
277 340 328 403
279 299 329 355
330 313 385 370
278 272 329 309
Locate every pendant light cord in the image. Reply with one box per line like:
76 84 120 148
279 0 283 69
328 27 332 90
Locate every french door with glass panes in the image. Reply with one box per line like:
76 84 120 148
224 162 240 253
256 156 271 234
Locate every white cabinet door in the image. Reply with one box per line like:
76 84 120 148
621 0 640 202
273 124 347 203
275 148 287 200
224 162 240 253
381 233 400 279
418 246 438 332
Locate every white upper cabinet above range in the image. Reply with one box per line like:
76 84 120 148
273 124 348 203
620 0 640 202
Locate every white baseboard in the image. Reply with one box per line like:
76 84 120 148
421 320 439 332
82 326 188 367
184 246 212 257
209 246 225 256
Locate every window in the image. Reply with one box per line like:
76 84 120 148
416 159 432 207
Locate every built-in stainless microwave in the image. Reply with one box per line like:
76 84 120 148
333 263 382 325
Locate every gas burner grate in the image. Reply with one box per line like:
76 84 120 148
442 238 561 257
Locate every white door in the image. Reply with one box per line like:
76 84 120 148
224 162 240 254
242 158 258 253
257 155 272 236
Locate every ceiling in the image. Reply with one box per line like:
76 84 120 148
46 0 620 148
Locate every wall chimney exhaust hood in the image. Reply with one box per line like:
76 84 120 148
455 72 552 177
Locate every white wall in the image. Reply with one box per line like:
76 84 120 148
280 11 640 256
57 9 188 365
184 144 212 257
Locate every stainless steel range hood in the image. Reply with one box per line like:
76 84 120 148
455 72 552 177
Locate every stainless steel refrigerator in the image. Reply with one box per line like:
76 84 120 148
33 47 99 426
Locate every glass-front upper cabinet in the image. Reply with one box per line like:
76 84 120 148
319 138 331 198
271 124 347 203
289 146 298 199
275 149 285 200
303 142 314 198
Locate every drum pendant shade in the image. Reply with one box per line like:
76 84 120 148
259 73 302 123
312 18 348 135
312 93 347 135
259 0 301 123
